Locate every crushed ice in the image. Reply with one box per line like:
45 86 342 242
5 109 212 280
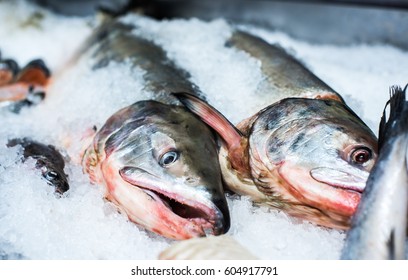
1 0 408 259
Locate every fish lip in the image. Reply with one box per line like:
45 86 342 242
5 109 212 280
119 167 226 236
309 167 367 194
278 162 362 221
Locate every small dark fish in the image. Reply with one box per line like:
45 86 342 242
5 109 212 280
174 30 378 230
0 58 49 113
341 86 408 260
7 138 69 195
79 20 230 240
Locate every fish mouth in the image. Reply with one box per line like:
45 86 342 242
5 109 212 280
310 167 368 193
278 162 363 219
119 166 227 238
141 188 218 232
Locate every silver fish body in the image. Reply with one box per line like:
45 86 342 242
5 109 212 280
81 20 230 240
226 30 344 103
341 86 408 259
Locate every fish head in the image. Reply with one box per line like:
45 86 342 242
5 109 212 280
85 101 230 240
35 158 70 195
7 138 70 195
249 98 378 227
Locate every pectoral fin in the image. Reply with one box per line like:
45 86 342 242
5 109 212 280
173 92 242 147
173 92 249 175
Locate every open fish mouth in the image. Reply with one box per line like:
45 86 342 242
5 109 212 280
119 167 225 236
310 167 368 193
142 188 216 232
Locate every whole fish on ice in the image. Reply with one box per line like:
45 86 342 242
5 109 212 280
176 30 378 229
7 138 69 195
79 20 230 240
0 53 50 113
341 86 408 260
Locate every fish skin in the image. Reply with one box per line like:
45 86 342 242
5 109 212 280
7 138 69 195
341 86 408 260
80 20 230 240
226 31 344 103
76 21 200 104
175 30 378 229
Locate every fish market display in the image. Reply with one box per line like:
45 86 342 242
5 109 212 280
7 138 69 195
1 0 407 259
176 30 378 229
341 86 408 260
0 54 50 113
159 235 258 260
79 20 230 240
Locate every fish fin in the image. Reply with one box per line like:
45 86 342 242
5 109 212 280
387 228 396 260
172 92 243 148
379 85 408 151
173 92 250 175
236 114 260 136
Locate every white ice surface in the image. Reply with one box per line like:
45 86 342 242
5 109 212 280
1 0 407 259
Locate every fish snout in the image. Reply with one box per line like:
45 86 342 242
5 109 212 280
310 167 369 193
119 166 230 238
55 179 70 195
211 197 230 235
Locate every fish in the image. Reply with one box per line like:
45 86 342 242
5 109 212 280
341 86 408 260
0 57 50 113
159 235 258 260
174 30 378 229
7 138 70 195
79 20 230 240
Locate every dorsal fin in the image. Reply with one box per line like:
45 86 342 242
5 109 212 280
378 85 408 151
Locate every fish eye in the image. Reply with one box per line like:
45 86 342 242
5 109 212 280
350 147 372 164
159 150 179 167
45 171 58 181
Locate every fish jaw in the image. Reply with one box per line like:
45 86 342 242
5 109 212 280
310 166 368 193
278 161 362 220
100 159 226 240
